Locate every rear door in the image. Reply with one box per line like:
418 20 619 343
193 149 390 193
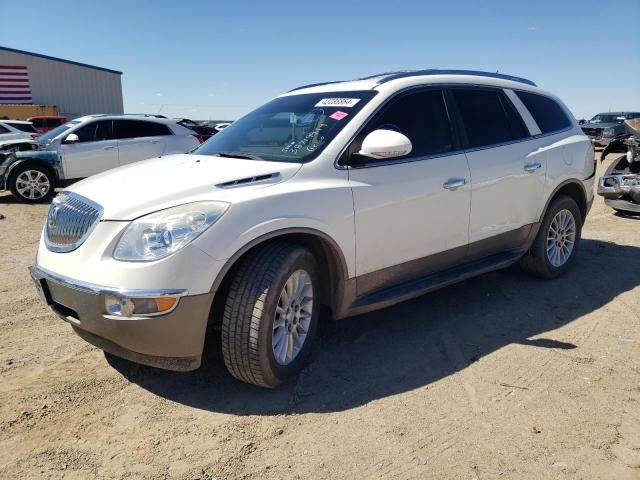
449 87 545 259
60 120 118 179
113 120 168 165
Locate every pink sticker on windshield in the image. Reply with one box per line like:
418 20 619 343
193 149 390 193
329 111 349 121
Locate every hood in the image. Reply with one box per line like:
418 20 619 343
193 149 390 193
581 122 620 130
68 154 302 220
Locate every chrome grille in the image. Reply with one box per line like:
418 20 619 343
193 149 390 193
582 127 602 138
44 193 103 253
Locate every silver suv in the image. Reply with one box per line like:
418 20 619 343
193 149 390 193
0 114 201 202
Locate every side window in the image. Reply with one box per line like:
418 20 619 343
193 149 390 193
366 89 454 159
7 122 39 134
113 120 171 139
514 91 571 134
32 119 45 128
0 125 9 134
452 89 528 148
74 121 113 142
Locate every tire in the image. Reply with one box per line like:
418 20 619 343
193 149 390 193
519 194 582 279
9 163 55 203
221 242 320 388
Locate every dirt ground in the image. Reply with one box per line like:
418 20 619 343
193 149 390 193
0 155 638 480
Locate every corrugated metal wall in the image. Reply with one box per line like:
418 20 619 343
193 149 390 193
0 49 123 120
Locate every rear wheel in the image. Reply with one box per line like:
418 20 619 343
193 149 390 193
519 195 582 279
221 242 319 388
9 164 54 203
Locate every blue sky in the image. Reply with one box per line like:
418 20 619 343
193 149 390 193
1 0 639 120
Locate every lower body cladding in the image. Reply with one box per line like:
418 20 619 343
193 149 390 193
29 265 213 371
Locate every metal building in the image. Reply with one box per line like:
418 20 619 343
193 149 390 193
0 46 123 119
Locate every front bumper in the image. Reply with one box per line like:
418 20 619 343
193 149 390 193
29 265 214 371
589 136 612 147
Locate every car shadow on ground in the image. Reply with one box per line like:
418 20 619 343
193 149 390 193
107 238 640 414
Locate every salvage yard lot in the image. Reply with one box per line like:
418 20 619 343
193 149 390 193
0 155 638 479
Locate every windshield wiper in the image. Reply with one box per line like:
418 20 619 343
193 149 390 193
213 151 264 161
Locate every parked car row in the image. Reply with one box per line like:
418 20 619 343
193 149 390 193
0 114 201 202
580 111 640 148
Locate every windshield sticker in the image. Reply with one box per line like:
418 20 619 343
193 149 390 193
282 123 327 155
329 111 348 121
314 98 361 108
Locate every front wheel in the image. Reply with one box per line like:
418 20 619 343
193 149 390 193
519 195 582 279
9 164 55 203
221 242 319 388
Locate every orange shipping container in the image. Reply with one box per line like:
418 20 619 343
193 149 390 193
0 104 58 120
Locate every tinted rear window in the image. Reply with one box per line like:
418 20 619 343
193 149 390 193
7 122 38 134
113 120 171 139
515 91 571 134
452 89 528 148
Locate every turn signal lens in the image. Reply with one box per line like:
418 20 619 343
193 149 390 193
104 295 178 318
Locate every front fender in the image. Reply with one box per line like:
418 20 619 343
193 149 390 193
0 150 63 190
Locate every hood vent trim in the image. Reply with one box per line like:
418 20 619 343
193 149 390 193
216 172 281 189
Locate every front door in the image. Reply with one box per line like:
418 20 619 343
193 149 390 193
61 120 118 179
347 88 471 296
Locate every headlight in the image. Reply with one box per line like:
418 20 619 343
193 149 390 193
113 201 229 261
602 128 615 137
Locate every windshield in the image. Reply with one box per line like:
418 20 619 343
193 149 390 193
38 120 82 143
589 114 624 124
194 91 377 162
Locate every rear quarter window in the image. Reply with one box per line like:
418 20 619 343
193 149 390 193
515 91 572 134
7 122 38 134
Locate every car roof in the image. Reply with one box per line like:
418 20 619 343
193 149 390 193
593 112 640 115
77 114 179 124
284 69 539 97
27 116 66 119
1 119 32 124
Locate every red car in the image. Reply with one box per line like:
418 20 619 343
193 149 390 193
26 115 67 133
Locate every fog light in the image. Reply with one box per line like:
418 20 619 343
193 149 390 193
104 294 177 317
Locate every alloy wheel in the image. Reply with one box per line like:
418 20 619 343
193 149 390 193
16 170 50 201
272 269 314 365
546 209 576 267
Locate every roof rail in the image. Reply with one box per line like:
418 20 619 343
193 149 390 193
287 69 536 93
374 69 537 87
288 80 345 92
87 113 167 118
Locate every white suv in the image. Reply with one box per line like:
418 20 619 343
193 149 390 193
30 70 595 387
0 115 201 202
0 119 40 142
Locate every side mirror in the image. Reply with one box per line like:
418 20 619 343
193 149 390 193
63 133 79 144
357 129 412 160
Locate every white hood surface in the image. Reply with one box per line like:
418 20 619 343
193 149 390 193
68 154 302 220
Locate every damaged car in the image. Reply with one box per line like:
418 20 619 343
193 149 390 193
598 118 640 214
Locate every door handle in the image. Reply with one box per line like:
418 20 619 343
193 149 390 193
524 162 542 173
103 145 115 150
151 140 161 144
443 178 467 191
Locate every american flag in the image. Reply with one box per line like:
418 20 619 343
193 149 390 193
0 65 32 104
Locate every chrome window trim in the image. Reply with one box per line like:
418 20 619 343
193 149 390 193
44 192 104 253
30 264 188 298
